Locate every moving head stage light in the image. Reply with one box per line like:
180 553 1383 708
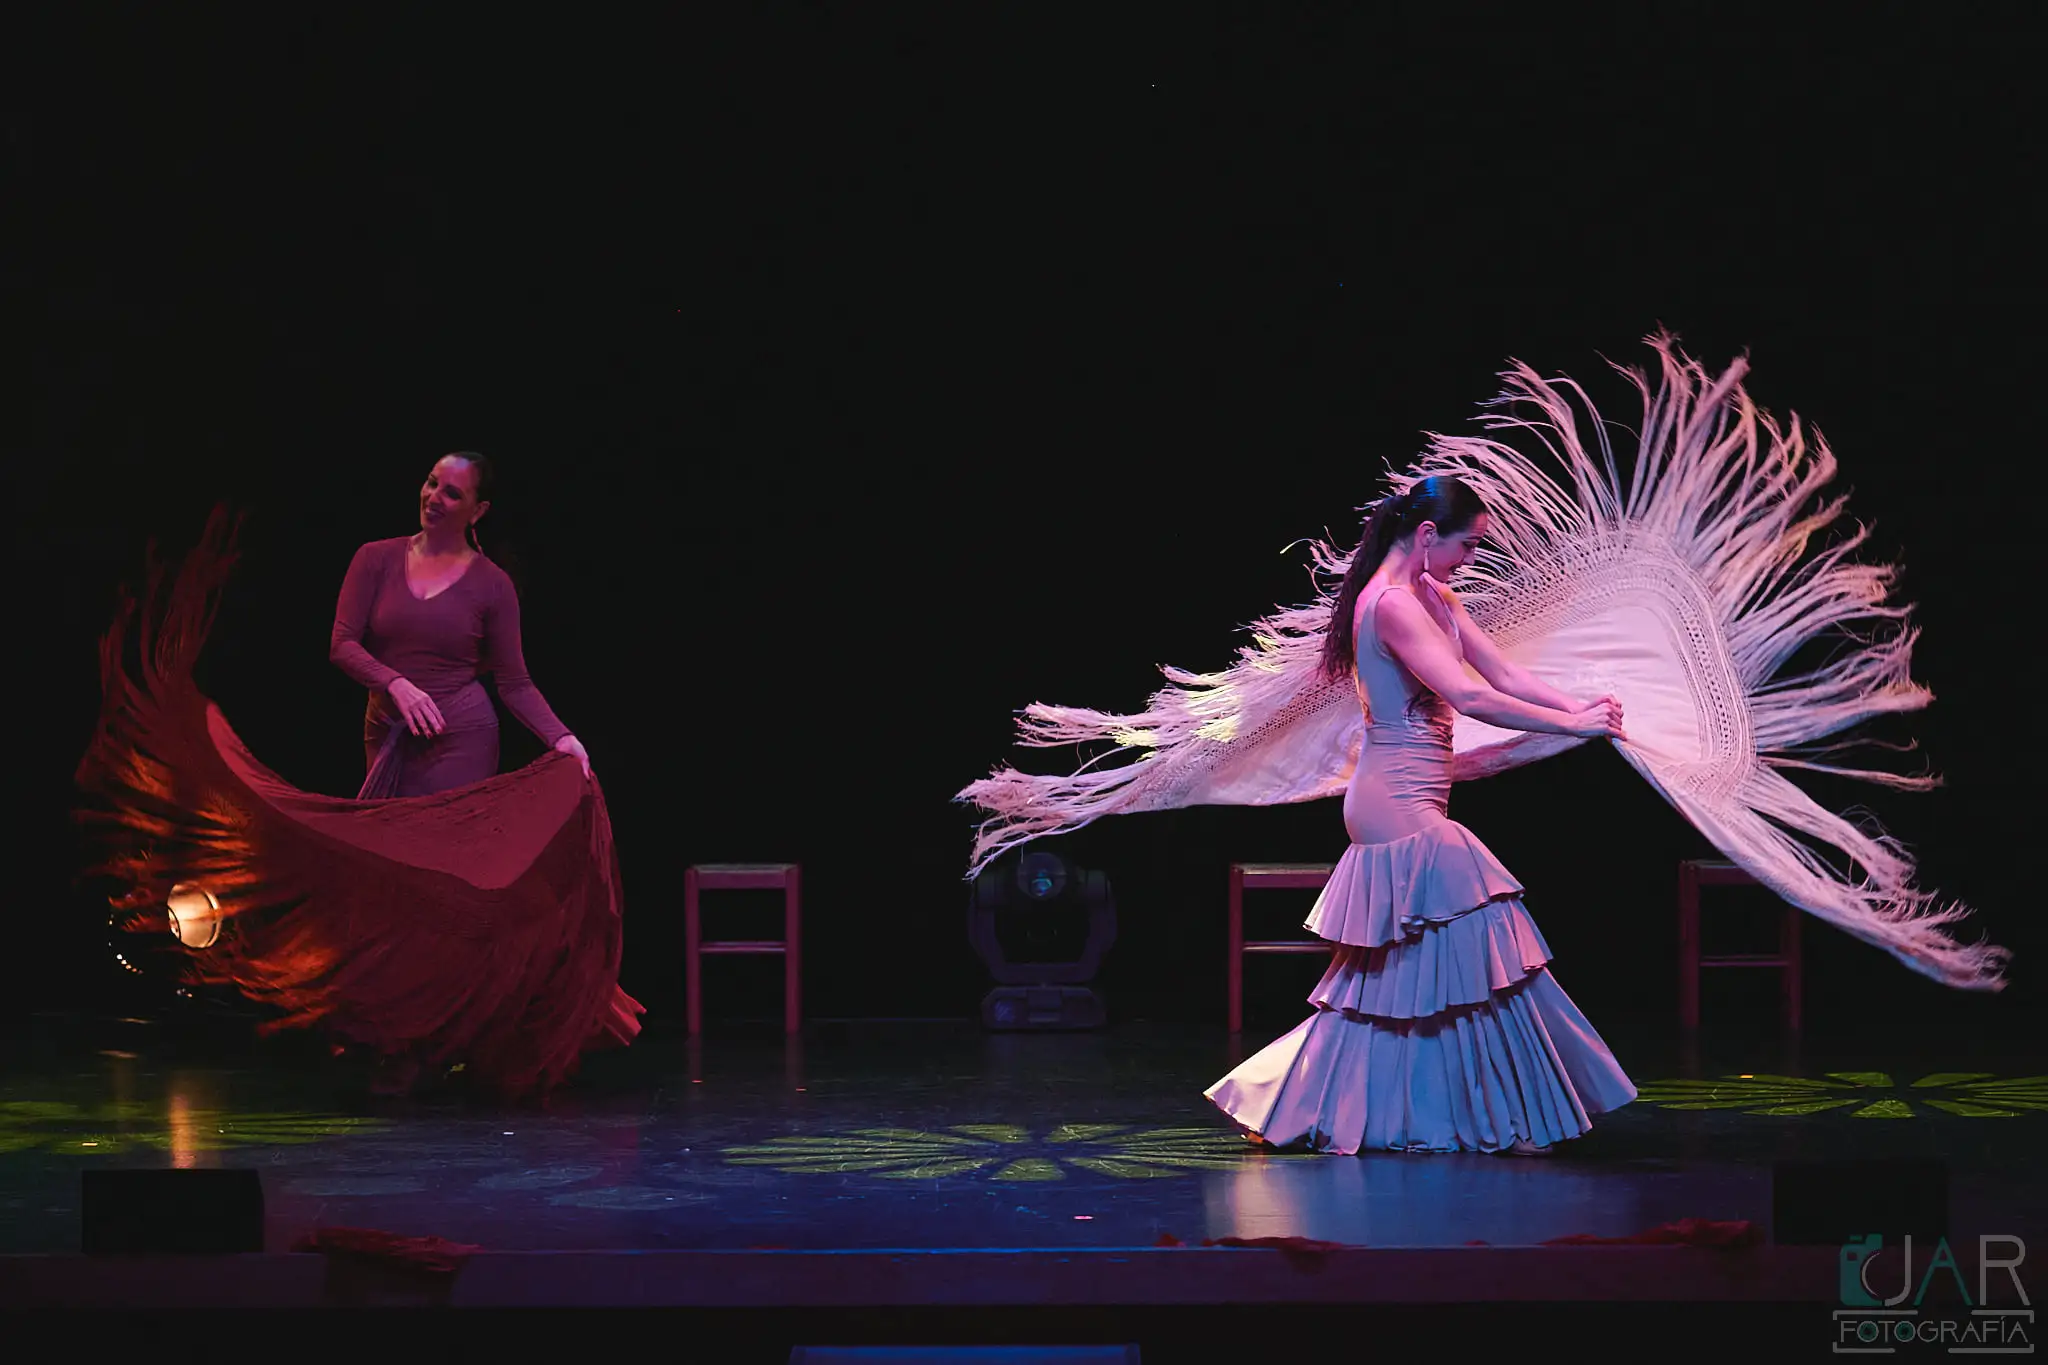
968 850 1116 1031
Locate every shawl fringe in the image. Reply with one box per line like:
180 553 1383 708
956 333 2006 991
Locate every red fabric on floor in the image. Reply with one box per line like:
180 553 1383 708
1543 1218 1761 1247
292 1227 482 1273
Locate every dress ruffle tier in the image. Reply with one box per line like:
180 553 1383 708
1206 830 1636 1154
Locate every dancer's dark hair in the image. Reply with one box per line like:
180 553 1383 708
444 450 495 552
1319 474 1486 680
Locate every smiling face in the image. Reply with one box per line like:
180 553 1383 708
419 455 486 540
1414 512 1489 579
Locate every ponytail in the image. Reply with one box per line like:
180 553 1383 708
444 450 517 588
1319 494 1410 680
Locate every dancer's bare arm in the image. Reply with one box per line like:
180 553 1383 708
1376 590 1624 740
1446 592 1593 714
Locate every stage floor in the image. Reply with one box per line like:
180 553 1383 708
6 1010 2046 1363
3 1012 2043 1262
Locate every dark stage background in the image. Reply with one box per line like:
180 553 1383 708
13 10 2039 1054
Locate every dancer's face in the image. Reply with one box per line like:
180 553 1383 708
420 456 487 539
1417 513 1488 578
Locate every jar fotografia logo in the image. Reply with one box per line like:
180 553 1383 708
1835 1234 2033 1354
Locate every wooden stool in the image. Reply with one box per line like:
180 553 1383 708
684 863 802 1035
1677 858 1801 1035
1228 862 1336 1033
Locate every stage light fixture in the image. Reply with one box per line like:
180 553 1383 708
968 849 1116 1031
166 882 221 949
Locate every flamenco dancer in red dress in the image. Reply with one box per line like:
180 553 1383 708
335 452 592 798
77 452 643 1099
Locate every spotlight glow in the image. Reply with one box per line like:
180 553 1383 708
166 883 222 949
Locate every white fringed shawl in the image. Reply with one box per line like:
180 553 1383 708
956 333 2007 991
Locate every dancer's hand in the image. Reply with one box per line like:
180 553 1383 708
555 734 592 780
1567 699 1627 743
1581 693 1624 727
387 678 445 737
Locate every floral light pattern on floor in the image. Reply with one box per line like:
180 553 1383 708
0 1100 384 1156
1631 1072 2048 1118
724 1124 1268 1180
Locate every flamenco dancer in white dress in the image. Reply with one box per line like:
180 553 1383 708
1207 475 1637 1154
958 332 2007 1157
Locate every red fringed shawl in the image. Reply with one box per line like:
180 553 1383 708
76 508 643 1097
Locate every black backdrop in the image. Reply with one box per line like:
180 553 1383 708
13 9 2039 1052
